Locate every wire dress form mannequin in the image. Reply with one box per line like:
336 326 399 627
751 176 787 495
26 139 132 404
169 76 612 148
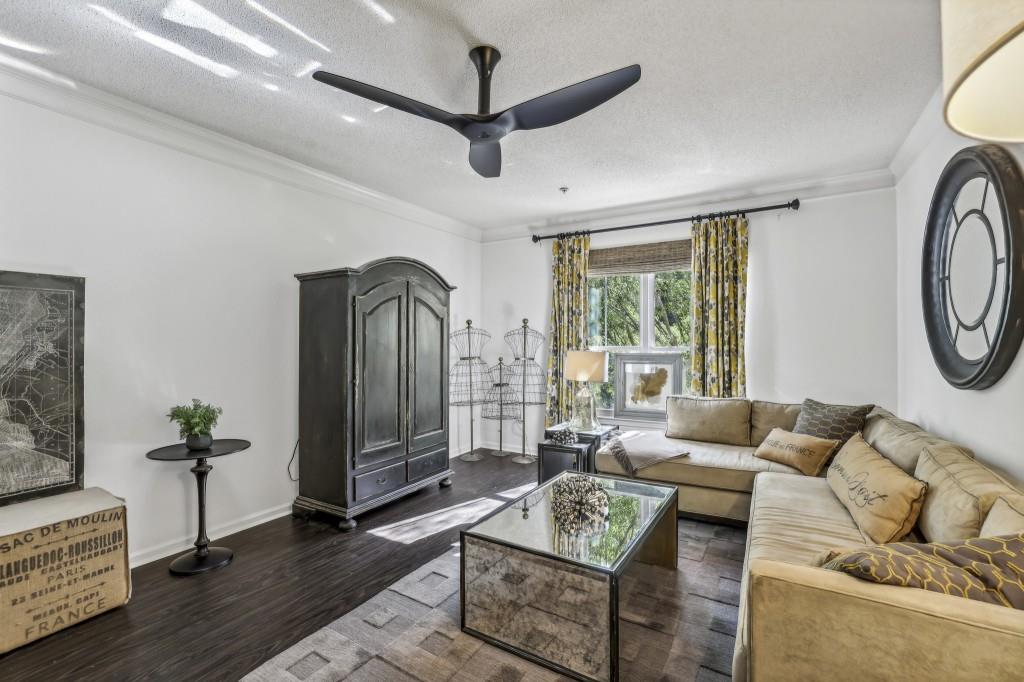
482 357 520 456
449 320 494 462
503 319 546 464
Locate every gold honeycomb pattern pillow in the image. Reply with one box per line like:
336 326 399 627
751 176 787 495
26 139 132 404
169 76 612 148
822 532 1024 609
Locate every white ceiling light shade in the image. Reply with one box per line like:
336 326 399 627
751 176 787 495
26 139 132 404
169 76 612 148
941 0 1024 142
246 1 331 53
162 0 277 58
0 33 53 55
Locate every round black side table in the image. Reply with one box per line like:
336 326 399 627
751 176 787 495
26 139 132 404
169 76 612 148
146 438 251 576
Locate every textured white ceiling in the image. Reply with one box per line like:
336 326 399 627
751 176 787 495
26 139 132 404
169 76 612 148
0 1 940 231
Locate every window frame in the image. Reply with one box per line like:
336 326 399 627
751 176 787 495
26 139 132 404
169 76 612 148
588 270 691 421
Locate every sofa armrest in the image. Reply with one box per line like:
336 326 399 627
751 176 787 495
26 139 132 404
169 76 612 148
747 558 1024 681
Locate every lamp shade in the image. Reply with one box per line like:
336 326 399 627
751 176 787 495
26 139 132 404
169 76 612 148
565 350 608 382
941 1 1024 142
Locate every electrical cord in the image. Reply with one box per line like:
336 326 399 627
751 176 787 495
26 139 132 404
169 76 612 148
287 439 299 481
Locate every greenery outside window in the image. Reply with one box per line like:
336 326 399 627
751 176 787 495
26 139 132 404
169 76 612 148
587 259 691 417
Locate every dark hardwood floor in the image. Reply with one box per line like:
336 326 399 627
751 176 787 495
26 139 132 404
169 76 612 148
0 451 536 682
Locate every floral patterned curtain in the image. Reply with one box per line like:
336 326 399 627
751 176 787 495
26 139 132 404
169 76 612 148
690 216 749 397
545 234 590 426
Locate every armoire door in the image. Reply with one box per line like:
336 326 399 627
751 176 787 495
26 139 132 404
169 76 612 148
354 279 407 467
408 283 449 452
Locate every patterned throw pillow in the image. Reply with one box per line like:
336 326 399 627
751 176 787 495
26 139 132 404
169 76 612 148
821 533 1024 609
793 398 872 444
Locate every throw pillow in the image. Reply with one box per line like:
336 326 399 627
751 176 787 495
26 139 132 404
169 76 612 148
826 433 928 544
980 495 1024 537
754 428 840 476
664 396 750 446
822 533 1024 609
793 398 872 445
913 445 1021 543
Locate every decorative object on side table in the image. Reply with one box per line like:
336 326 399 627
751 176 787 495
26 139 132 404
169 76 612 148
0 270 85 506
565 350 608 432
449 320 494 461
550 427 578 445
504 319 546 464
146 438 250 575
612 352 684 421
922 145 1024 389
167 398 223 450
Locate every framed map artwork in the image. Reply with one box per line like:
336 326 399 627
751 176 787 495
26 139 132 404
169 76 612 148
0 271 84 505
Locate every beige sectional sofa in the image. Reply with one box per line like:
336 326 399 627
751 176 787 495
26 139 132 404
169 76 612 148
595 399 1024 681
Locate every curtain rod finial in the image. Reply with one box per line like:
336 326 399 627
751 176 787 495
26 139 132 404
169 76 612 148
790 198 800 210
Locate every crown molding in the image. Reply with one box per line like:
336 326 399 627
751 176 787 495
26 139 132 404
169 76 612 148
889 86 945 183
479 167 895 243
0 65 482 242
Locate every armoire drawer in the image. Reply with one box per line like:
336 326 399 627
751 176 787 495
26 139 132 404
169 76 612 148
353 461 406 502
407 448 447 481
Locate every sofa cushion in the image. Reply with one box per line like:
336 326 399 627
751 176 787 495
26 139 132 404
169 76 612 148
735 473 869 682
821 533 1024 609
981 496 1024 537
754 428 839 477
750 400 802 446
826 434 928 544
596 435 798 493
665 396 751 446
915 446 1022 543
793 398 872 445
745 472 868 567
862 406 974 475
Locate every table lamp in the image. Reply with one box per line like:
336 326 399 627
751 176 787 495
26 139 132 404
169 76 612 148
565 350 608 432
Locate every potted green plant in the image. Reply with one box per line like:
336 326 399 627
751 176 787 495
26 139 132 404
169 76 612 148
168 399 223 450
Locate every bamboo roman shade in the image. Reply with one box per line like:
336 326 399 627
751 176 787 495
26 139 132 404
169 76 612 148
588 239 691 275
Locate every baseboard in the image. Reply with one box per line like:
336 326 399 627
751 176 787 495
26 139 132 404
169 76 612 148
474 441 538 457
128 502 292 568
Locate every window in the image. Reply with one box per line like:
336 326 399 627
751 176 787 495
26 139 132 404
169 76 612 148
586 240 692 416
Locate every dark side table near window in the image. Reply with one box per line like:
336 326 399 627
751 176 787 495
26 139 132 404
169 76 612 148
146 438 250 576
538 423 620 484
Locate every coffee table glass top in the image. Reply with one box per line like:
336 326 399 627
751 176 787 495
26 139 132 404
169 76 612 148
466 472 675 572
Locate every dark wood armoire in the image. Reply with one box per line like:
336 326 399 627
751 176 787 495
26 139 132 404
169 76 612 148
293 257 454 530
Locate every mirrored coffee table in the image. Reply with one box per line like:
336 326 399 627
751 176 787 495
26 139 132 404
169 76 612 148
460 472 677 682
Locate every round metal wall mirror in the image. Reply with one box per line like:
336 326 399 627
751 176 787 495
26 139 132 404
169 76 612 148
922 144 1024 390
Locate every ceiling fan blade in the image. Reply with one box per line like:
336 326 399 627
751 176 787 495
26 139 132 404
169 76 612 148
496 64 641 132
313 70 467 130
468 141 501 178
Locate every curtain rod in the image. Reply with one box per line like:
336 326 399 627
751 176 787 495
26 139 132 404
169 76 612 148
530 198 800 243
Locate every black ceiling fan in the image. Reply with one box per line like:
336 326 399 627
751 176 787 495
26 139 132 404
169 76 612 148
313 46 641 178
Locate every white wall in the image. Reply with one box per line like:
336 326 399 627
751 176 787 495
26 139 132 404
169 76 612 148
0 73 482 565
478 188 899 450
894 94 1024 484
746 189 897 406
